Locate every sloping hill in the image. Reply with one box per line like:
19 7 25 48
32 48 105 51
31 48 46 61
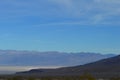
65 55 120 73
17 55 120 78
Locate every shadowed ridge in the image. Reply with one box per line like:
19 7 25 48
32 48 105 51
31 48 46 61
16 55 120 78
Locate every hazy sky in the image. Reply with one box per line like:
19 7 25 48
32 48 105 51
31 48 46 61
0 0 120 54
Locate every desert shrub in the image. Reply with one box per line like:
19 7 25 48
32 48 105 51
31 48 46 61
79 73 96 80
7 76 22 80
28 77 36 80
110 77 120 80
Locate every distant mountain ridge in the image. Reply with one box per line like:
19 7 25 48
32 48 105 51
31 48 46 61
0 50 115 66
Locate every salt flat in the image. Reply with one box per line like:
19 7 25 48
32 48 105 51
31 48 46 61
0 66 61 74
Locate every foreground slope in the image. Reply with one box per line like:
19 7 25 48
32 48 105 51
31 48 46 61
72 55 120 73
17 55 120 78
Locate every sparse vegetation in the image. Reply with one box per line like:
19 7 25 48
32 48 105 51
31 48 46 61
0 74 120 80
79 73 96 80
0 75 95 80
0 75 120 80
0 73 120 80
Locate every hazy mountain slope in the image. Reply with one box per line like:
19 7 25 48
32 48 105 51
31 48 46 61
72 55 120 73
17 55 120 78
0 50 115 66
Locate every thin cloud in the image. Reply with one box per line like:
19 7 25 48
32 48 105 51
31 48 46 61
0 0 119 25
49 0 120 24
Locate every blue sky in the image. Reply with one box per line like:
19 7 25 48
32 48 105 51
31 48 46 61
0 0 120 54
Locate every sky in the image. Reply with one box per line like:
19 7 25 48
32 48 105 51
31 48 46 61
0 0 120 54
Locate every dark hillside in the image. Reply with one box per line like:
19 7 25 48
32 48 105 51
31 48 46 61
17 55 120 78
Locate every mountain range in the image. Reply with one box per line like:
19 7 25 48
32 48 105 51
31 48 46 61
0 50 115 66
17 55 120 78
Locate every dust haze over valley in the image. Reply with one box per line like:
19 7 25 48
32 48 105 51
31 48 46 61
0 50 115 74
